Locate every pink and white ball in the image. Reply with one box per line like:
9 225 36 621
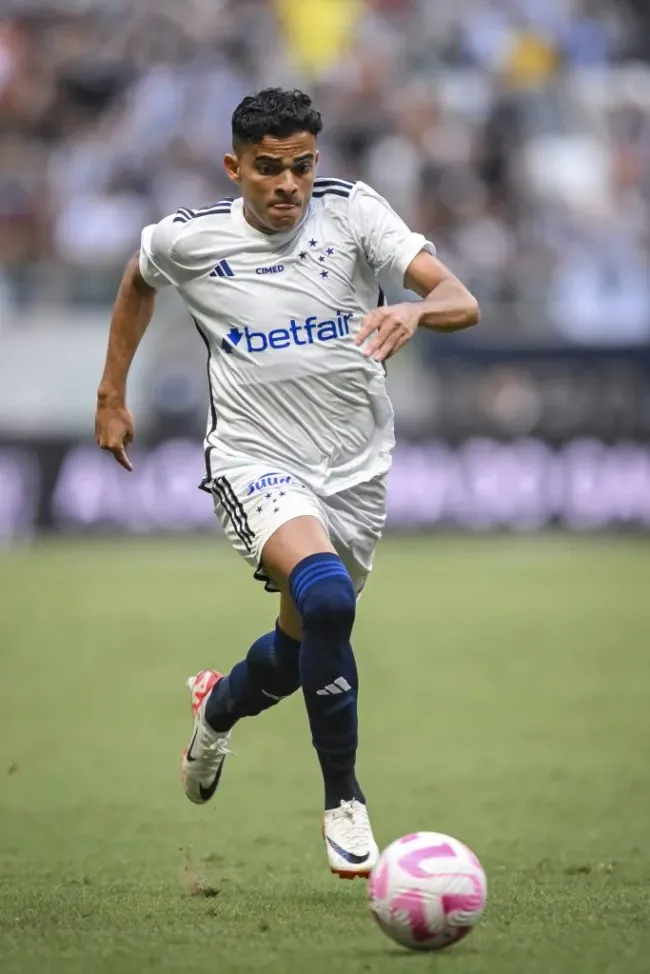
368 832 487 951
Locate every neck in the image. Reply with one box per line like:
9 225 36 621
243 203 275 235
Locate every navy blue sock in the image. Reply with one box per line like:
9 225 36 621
204 622 301 733
290 553 366 810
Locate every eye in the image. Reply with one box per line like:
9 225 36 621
295 161 313 175
257 162 276 176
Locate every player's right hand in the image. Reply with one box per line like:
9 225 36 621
94 399 135 472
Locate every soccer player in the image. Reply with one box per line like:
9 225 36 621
95 88 479 878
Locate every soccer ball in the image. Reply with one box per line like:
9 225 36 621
368 832 487 951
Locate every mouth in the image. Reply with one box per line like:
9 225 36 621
270 202 299 213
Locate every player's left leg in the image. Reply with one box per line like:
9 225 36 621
310 474 387 875
259 515 379 878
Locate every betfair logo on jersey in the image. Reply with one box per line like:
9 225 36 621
221 313 354 355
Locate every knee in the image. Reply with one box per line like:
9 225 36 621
304 574 356 631
290 555 356 633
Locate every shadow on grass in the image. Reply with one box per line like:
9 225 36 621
356 944 480 962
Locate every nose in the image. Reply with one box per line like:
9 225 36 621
277 169 298 198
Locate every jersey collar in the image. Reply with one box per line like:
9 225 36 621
230 197 311 244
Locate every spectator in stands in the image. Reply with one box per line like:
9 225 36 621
0 0 647 347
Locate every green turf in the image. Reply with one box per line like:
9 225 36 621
1 535 650 974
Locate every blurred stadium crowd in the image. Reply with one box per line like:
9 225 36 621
1 0 650 343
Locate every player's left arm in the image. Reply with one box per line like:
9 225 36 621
405 251 479 332
356 251 479 362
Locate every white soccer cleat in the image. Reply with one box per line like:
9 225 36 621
181 670 233 805
323 799 379 879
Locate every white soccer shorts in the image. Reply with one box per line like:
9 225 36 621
210 463 387 595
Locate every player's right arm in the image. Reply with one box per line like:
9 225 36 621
95 213 213 470
95 253 156 471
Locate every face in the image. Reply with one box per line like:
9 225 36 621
224 132 318 233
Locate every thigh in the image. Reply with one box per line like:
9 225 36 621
323 475 388 596
211 464 329 592
278 588 302 641
264 510 337 640
262 515 335 584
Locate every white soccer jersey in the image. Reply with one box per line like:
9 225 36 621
139 178 434 496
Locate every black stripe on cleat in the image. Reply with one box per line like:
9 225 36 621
326 836 370 865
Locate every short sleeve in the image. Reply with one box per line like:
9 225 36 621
348 181 435 289
139 214 215 289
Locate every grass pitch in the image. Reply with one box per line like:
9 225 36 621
1 535 649 974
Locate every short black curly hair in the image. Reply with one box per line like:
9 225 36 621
231 88 323 150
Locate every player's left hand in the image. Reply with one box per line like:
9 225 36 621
355 303 421 362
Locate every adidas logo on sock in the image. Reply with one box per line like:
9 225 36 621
316 677 352 696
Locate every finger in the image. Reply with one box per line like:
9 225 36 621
363 334 389 358
356 309 387 345
113 447 133 472
373 333 403 363
374 324 410 360
363 319 397 358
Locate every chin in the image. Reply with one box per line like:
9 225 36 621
268 213 300 231
266 203 304 229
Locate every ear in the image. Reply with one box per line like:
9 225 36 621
223 153 241 185
315 149 320 167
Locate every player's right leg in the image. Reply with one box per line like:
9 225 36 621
181 466 311 805
180 614 302 804
181 586 303 801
